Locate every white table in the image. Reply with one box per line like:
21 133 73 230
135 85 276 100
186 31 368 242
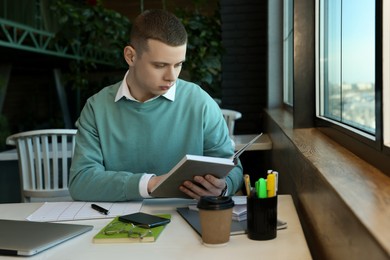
0 195 311 260
0 148 18 161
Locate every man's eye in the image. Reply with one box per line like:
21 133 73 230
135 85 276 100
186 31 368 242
155 64 165 68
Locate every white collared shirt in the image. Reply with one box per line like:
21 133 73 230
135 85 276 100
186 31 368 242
114 70 176 103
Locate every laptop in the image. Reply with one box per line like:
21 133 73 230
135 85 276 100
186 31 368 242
177 207 287 236
177 207 247 235
0 219 93 256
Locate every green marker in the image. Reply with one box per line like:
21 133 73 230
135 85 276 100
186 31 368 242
259 178 267 198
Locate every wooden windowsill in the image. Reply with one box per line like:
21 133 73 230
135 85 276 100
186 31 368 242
233 133 272 151
265 108 390 257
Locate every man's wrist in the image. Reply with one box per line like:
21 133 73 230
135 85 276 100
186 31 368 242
220 182 228 196
140 173 155 198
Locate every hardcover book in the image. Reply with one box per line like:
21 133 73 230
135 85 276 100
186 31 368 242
150 133 263 198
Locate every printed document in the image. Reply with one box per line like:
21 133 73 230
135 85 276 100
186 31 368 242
26 201 143 222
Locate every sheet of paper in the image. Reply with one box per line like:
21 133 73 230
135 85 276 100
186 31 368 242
26 201 143 222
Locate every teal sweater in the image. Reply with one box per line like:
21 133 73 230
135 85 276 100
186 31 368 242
69 78 243 201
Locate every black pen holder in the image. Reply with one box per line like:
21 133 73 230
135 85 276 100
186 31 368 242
247 195 277 240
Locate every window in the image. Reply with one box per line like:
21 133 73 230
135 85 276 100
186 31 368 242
283 0 294 106
384 0 390 149
315 0 390 172
317 0 376 138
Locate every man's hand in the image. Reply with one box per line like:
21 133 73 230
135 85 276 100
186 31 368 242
179 175 227 200
147 175 166 194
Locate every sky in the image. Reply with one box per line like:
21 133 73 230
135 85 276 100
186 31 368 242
341 0 375 84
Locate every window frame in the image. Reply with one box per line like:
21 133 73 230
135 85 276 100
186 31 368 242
383 0 390 154
283 0 294 107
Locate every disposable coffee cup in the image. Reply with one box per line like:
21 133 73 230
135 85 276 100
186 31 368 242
197 196 235 247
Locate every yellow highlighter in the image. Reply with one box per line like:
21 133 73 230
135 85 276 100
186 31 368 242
266 173 276 197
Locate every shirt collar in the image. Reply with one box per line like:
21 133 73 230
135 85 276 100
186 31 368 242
114 70 176 102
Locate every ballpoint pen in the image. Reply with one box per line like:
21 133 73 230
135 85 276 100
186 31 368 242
91 204 109 215
272 171 279 193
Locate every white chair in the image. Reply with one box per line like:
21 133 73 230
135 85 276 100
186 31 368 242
6 129 77 202
221 109 242 136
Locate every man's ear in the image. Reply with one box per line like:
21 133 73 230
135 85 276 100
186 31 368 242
124 46 136 65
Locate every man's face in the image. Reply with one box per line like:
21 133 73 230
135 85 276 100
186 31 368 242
125 39 187 102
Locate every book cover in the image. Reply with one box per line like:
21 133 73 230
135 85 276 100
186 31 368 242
150 155 235 198
93 214 171 243
150 133 263 199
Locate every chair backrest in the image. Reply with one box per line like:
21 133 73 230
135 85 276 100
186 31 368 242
221 109 242 136
6 129 77 202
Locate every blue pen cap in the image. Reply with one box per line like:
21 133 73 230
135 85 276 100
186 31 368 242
197 196 235 210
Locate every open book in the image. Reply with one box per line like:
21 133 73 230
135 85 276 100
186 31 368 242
150 133 263 198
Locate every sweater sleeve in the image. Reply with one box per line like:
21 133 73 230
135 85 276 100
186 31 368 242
69 99 144 202
201 98 244 195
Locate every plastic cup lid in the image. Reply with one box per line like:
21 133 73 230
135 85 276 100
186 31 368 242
197 196 235 210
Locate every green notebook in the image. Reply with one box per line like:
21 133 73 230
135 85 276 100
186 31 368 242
93 214 171 243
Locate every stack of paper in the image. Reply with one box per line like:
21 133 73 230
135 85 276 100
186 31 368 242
231 196 247 221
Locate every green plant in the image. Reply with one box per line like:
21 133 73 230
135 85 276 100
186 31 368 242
51 0 130 64
50 0 131 89
175 8 224 98
49 0 131 115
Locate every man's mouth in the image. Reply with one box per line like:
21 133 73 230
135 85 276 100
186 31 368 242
160 86 170 91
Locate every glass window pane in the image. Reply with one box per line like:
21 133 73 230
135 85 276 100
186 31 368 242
341 0 375 132
319 0 375 134
322 0 342 121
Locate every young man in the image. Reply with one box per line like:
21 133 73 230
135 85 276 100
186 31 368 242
69 9 243 201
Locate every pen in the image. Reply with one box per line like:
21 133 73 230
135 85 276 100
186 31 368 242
244 174 252 197
91 204 109 215
272 171 279 193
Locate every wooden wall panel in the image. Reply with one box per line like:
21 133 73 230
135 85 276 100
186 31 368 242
265 109 390 260
220 0 268 134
